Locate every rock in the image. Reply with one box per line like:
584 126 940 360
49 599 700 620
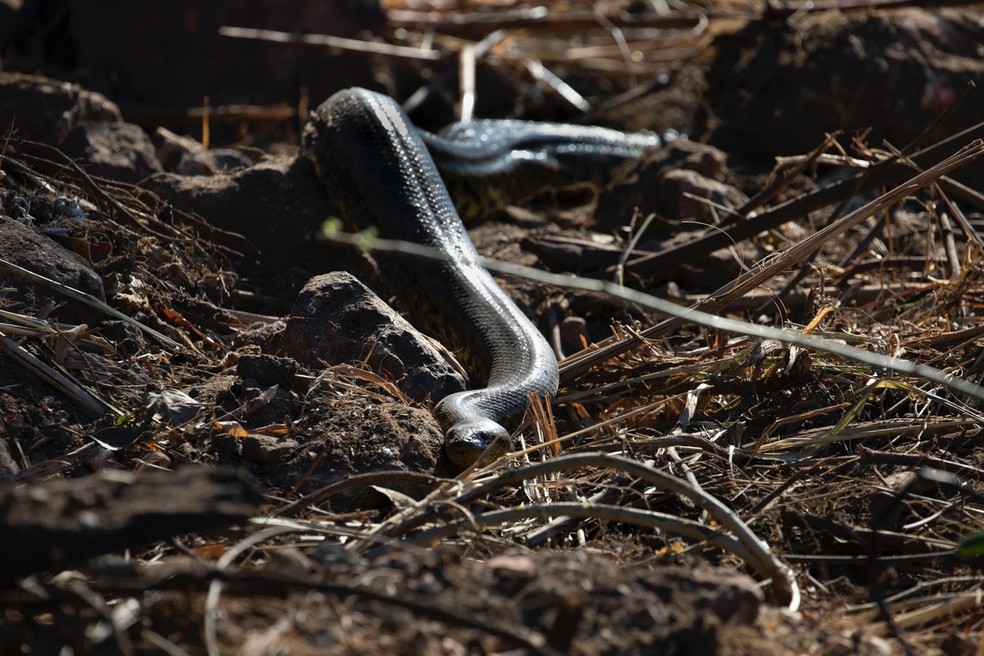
199 366 446 498
142 155 332 278
658 169 749 225
229 320 286 353
0 466 261 580
0 439 20 479
174 149 254 176
93 319 148 358
595 140 739 233
236 353 298 389
284 401 444 505
207 149 255 173
241 434 300 466
285 272 467 404
153 127 208 172
665 140 728 180
0 215 106 324
0 71 121 145
705 10 984 162
153 127 255 175
60 121 163 183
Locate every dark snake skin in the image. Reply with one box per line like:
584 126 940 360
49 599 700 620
303 88 559 467
303 87 666 467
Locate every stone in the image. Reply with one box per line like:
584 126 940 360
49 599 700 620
595 140 736 233
153 127 255 175
705 11 984 165
658 169 749 225
285 272 466 404
0 71 121 145
60 121 163 183
142 155 332 278
153 126 208 172
0 215 106 324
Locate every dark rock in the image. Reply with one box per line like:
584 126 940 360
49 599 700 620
60 121 163 183
283 401 445 502
141 155 331 278
174 149 255 176
241 434 300 465
0 466 261 580
153 126 208 172
208 148 255 173
664 140 728 180
0 438 20 479
285 272 466 404
595 140 738 233
705 10 984 162
0 71 122 145
153 127 255 175
658 169 748 225
236 353 298 389
229 320 286 353
94 319 148 358
0 215 106 324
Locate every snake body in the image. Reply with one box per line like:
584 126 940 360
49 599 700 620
303 88 558 467
422 119 668 222
303 87 662 467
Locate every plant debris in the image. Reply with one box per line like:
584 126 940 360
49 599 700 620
1 2 983 654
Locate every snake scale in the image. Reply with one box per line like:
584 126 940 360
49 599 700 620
303 88 665 468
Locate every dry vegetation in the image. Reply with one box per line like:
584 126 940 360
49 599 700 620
2 0 984 654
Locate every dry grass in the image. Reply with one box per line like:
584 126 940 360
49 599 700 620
2 1 984 654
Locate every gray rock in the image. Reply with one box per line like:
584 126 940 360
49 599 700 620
285 272 466 404
241 434 300 466
0 215 106 324
153 127 254 175
61 121 163 183
142 155 331 277
207 149 255 173
0 71 121 145
658 169 748 225
153 126 208 172
0 438 20 480
595 140 738 233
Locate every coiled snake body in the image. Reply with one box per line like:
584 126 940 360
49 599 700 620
303 88 663 467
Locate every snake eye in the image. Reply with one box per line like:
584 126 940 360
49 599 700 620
444 418 510 469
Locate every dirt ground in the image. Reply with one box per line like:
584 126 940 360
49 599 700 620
1 1 984 654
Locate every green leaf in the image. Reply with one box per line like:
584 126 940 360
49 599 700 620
956 532 984 557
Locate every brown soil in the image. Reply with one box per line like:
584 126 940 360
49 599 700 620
2 2 983 655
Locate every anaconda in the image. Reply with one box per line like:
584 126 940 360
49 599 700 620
302 88 665 468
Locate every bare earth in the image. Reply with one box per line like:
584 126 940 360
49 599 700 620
1 2 983 654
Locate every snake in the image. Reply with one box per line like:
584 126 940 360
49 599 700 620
302 87 665 468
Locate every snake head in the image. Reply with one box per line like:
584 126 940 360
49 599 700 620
444 418 511 470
